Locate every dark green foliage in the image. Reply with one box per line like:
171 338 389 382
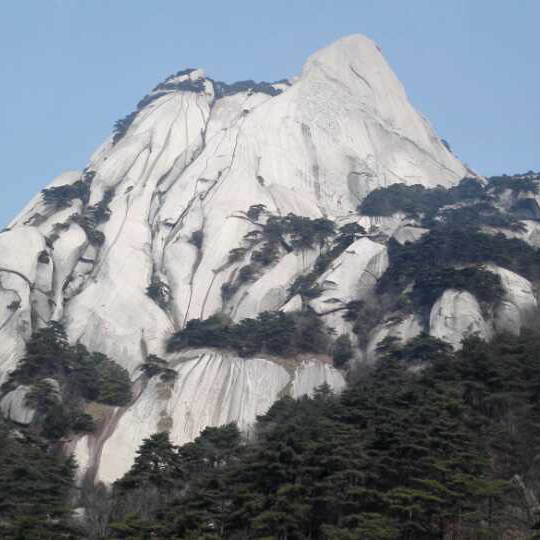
226 246 248 265
378 229 540 298
188 229 204 249
87 187 115 224
0 419 80 538
116 331 540 539
246 203 267 221
92 353 133 406
220 281 236 302
1 321 70 390
146 276 171 310
487 174 539 195
168 313 232 351
288 273 324 300
25 379 60 412
511 197 540 220
358 183 433 217
291 308 331 354
41 179 91 210
38 250 50 263
357 177 486 219
136 91 173 112
212 79 283 98
410 266 504 312
237 263 257 283
239 208 336 259
263 212 334 252
40 404 95 440
269 213 335 250
71 214 106 245
167 309 328 357
332 333 353 368
139 354 177 383
1 322 131 439
178 422 241 470
6 300 20 311
288 222 366 302
435 201 526 232
250 240 280 266
357 228 539 339
357 175 540 236
109 425 242 538
343 297 390 347
152 68 196 90
112 111 137 145
69 188 114 246
223 209 338 302
114 432 185 493
334 221 366 248
383 331 452 364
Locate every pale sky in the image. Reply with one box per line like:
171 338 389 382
1 0 538 226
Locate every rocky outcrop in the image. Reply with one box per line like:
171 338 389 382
73 349 345 484
0 34 473 482
310 237 387 335
429 290 492 349
0 34 466 374
392 224 429 245
488 265 538 334
367 314 424 360
0 385 35 425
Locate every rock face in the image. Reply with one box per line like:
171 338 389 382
0 34 466 372
430 290 492 349
367 314 424 361
74 349 345 484
0 385 35 425
488 265 538 334
309 237 387 335
0 34 496 482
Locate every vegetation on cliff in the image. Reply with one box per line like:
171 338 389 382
75 330 540 539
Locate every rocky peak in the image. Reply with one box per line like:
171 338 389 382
0 35 505 483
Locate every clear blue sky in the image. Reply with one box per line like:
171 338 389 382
1 0 538 226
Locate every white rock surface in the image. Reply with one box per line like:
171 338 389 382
74 349 345 484
310 238 386 335
0 35 470 482
7 171 82 229
292 358 347 397
0 227 46 282
0 273 33 384
0 386 35 424
392 225 429 245
367 314 424 361
357 213 407 237
232 249 319 321
486 265 538 334
484 220 540 249
1 35 466 371
430 289 492 349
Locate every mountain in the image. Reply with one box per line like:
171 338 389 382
1 34 539 489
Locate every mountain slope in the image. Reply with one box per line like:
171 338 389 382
0 34 518 484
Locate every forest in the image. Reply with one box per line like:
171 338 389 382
2 172 540 538
4 330 540 538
